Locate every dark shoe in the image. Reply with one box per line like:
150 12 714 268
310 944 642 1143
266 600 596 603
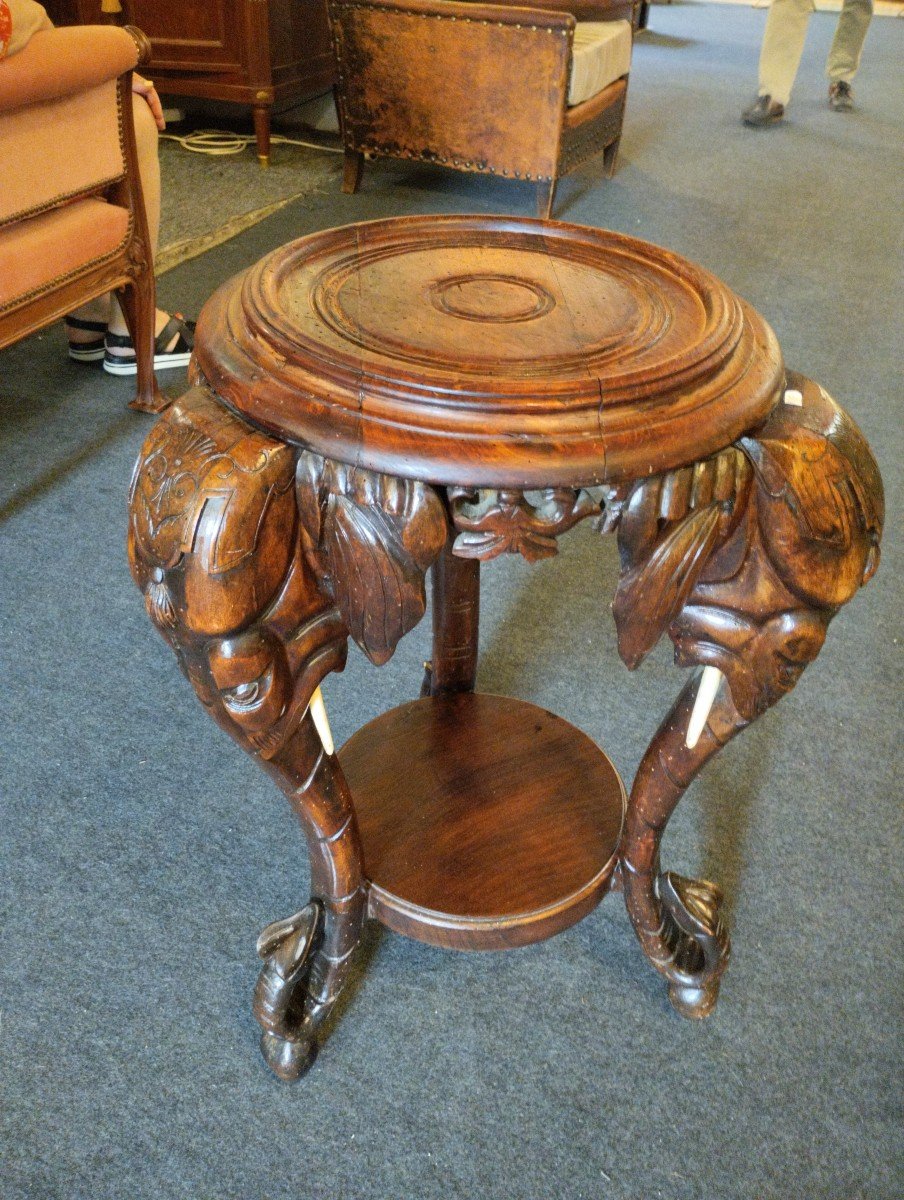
65 315 107 362
829 81 854 111
742 94 785 127
103 314 195 376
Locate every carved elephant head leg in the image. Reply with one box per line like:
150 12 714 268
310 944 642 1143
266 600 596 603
613 378 883 1017
128 386 365 1078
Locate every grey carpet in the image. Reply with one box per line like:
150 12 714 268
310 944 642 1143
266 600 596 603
1 6 902 1199
155 132 341 266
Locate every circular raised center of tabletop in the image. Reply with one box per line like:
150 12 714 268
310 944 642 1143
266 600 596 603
428 273 556 323
304 240 667 373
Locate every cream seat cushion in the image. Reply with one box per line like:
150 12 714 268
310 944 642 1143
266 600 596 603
567 19 632 107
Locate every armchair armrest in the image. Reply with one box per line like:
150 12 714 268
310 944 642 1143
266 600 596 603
0 24 143 113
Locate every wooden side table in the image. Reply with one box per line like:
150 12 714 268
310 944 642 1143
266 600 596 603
127 216 884 1080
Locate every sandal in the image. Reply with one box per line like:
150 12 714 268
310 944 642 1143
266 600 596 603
65 315 107 363
103 314 196 376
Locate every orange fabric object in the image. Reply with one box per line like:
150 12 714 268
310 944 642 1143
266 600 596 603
0 197 130 309
0 25 137 110
1 2 52 62
0 80 124 225
0 4 13 61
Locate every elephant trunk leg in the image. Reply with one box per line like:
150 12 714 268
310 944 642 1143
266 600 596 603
255 715 367 1079
622 671 749 1018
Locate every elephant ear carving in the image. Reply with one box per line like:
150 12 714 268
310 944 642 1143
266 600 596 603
745 433 868 548
297 453 448 665
614 503 723 669
612 447 754 669
325 495 434 665
739 382 885 609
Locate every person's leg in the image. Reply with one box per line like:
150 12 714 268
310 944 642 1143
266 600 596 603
827 0 873 85
107 96 165 343
758 0 816 106
65 294 111 359
69 94 189 362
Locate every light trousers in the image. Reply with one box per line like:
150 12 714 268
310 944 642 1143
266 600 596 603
758 0 874 106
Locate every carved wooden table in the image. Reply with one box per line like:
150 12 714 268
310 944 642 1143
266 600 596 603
127 216 884 1080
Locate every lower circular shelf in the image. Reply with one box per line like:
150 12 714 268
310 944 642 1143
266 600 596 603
338 692 625 950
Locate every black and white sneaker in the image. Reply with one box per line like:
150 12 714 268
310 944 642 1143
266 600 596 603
103 314 195 376
65 316 107 362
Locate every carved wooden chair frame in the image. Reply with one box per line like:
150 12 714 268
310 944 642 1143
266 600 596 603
0 26 165 413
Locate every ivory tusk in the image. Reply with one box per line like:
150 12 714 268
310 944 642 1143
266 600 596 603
686 666 723 749
308 686 334 756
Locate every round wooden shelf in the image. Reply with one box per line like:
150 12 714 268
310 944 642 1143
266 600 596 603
337 693 625 950
194 215 783 488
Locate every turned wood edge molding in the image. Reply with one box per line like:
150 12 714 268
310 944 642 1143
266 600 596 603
366 849 620 949
123 25 151 65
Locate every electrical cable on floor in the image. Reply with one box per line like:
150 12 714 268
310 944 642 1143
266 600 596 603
159 129 343 156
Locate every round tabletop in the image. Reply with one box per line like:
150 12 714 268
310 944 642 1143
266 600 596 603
194 215 784 487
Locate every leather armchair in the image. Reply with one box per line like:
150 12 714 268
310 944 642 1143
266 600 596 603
0 23 164 411
330 0 635 218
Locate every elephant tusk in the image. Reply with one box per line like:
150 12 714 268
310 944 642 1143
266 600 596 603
686 666 723 749
308 686 335 756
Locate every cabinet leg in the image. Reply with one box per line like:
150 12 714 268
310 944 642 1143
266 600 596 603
253 104 271 167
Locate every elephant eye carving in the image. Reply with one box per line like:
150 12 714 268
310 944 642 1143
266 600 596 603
224 667 274 713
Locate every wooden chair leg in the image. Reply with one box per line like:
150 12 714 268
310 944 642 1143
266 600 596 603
118 269 167 414
536 178 557 220
603 137 622 179
343 150 364 195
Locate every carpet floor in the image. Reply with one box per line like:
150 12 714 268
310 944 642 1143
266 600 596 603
1 6 902 1199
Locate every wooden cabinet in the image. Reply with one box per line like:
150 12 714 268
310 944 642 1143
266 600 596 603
48 1 335 164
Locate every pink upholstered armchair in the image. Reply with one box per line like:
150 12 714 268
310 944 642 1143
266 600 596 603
0 23 164 411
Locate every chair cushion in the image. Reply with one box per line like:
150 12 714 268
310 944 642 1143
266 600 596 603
567 20 632 108
0 197 130 310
